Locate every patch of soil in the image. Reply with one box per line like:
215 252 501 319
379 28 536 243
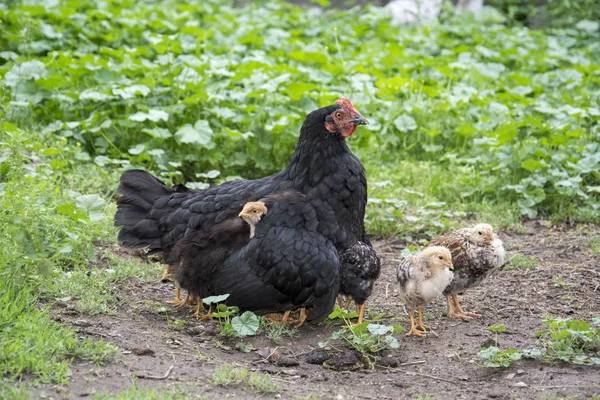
39 222 600 399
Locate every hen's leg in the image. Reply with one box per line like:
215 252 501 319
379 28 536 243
337 296 344 308
294 308 307 328
166 287 181 305
344 297 354 310
356 303 365 325
161 265 172 281
175 293 192 308
405 312 426 337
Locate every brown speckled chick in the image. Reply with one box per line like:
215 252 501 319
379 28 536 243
428 223 506 321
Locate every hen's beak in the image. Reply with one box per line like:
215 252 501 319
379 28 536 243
445 261 454 270
350 116 369 126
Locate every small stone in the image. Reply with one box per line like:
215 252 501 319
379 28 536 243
377 356 398 368
514 382 528 388
73 319 92 327
132 348 155 356
306 351 330 365
516 369 526 375
276 357 299 367
505 373 516 380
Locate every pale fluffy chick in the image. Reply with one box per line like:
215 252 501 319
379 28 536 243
238 201 268 238
397 246 454 337
428 223 505 321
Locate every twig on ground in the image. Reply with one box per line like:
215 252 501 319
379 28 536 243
401 370 464 385
398 360 426 367
134 365 174 380
385 283 390 299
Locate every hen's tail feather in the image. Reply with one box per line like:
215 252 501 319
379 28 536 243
114 170 176 250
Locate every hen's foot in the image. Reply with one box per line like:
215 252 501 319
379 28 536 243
161 265 172 281
189 302 213 320
294 308 307 328
166 288 182 306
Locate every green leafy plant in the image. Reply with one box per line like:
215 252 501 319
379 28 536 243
321 322 403 368
535 317 600 365
478 346 523 368
247 372 280 394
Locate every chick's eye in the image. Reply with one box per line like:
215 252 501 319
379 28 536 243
335 112 344 119
438 256 443 260
478 231 482 235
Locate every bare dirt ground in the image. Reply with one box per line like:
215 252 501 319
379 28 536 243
38 221 599 399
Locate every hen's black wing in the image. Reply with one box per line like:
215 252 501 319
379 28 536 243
208 192 340 322
172 217 250 300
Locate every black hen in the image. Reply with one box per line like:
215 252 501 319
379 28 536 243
115 98 379 319
208 190 340 324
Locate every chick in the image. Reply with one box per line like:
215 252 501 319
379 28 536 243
238 201 268 238
397 246 454 337
428 223 505 321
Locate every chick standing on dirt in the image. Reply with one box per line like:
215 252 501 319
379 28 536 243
428 223 505 321
397 246 454 337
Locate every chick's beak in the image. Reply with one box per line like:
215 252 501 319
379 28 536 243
350 115 369 126
445 261 454 270
485 233 494 241
238 211 248 218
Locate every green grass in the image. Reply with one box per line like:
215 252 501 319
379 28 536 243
505 253 540 270
94 384 195 400
43 251 161 315
247 372 280 394
211 365 248 387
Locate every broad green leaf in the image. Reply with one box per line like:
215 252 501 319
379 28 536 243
231 311 260 337
202 294 230 304
394 115 417 132
76 194 106 221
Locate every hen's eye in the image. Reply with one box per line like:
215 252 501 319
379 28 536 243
335 112 343 119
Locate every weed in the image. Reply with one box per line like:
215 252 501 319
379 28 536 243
93 383 190 399
413 395 438 400
211 365 248 387
505 253 540 270
588 237 600 255
247 372 280 393
260 318 299 344
478 346 523 368
552 275 570 289
535 317 600 364
321 322 403 368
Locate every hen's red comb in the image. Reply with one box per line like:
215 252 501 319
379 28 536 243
335 98 359 115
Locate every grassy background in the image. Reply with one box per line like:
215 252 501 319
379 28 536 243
0 0 598 395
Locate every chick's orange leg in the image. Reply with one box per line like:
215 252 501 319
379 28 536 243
416 306 430 331
405 312 426 337
452 294 481 317
449 294 480 320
